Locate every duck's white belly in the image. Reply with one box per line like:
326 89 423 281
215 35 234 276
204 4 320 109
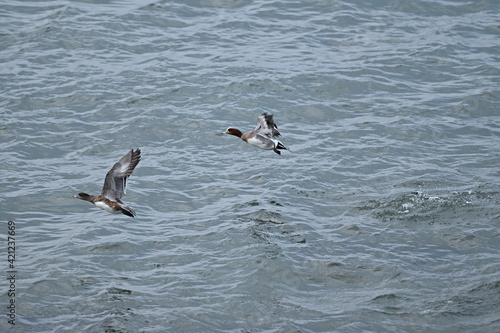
247 135 274 150
95 201 120 214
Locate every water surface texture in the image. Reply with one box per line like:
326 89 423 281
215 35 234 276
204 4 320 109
1 0 500 332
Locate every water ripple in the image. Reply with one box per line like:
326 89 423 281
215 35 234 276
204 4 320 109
1 0 500 332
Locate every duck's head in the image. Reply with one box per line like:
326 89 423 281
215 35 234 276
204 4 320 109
74 192 91 201
225 127 243 138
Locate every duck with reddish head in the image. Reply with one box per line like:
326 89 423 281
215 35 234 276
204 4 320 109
226 113 289 155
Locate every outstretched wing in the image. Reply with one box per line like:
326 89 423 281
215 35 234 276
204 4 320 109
254 113 281 138
101 149 141 201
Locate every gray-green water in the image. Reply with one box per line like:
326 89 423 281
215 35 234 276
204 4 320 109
1 0 500 332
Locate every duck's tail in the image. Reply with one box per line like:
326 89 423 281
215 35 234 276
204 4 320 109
273 141 289 155
121 205 136 218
